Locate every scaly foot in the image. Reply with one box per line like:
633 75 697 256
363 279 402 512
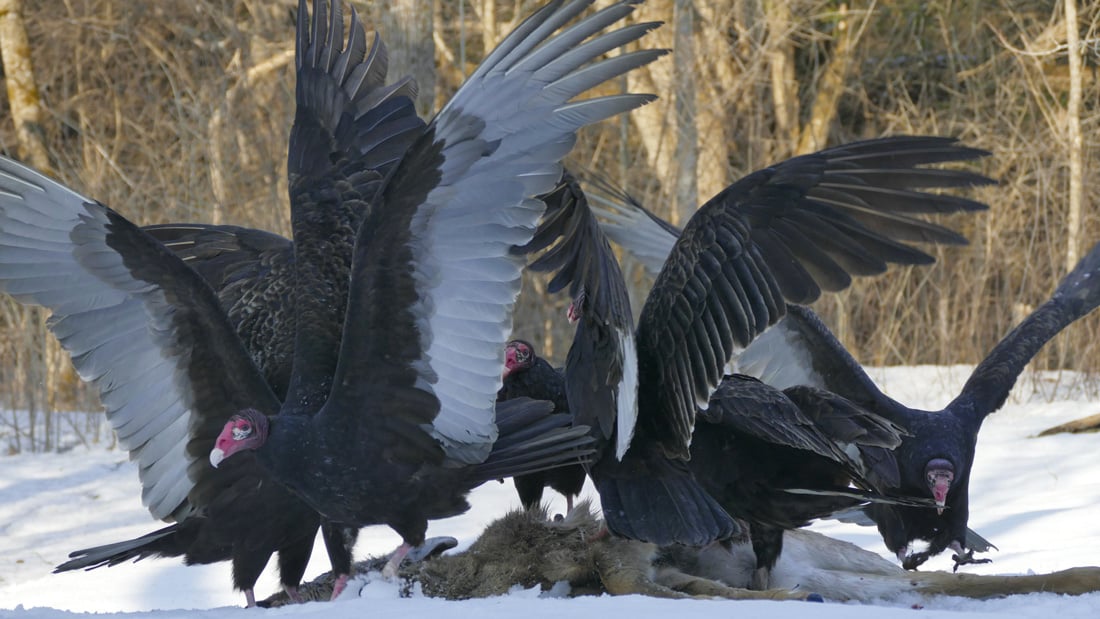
951 546 992 572
330 574 349 600
284 585 303 604
382 543 412 580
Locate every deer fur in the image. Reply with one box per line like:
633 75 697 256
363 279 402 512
262 502 1100 606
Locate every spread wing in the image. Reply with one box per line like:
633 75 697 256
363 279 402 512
586 137 991 458
0 159 281 522
588 191 901 408
323 0 664 464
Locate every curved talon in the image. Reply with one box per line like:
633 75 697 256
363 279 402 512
902 550 933 571
407 537 458 563
951 550 993 572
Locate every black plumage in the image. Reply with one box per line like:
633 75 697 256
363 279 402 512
54 454 344 607
204 0 661 578
590 169 1100 570
762 261 1100 570
499 340 588 512
4 0 653 600
142 224 299 398
690 373 924 587
522 138 993 548
43 0 423 605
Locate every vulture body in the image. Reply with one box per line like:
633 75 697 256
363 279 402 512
41 0 425 605
591 175 1100 569
499 340 588 512
205 0 662 576
690 373 923 587
522 139 993 548
1 0 644 604
752 281 1100 570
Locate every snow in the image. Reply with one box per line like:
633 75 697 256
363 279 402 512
1 365 1099 618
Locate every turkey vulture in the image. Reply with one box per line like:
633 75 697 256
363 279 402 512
690 373 932 588
42 0 426 605
500 339 588 513
202 0 662 578
521 138 993 547
0 0 651 604
525 180 936 582
590 174 1100 570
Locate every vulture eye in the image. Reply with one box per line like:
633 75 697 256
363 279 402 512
232 423 253 441
516 348 530 362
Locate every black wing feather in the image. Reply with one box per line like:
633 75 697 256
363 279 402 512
633 137 991 458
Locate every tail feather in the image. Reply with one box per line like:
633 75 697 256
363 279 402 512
487 427 595 462
54 524 183 572
476 446 593 482
594 455 740 546
781 487 938 508
470 397 595 484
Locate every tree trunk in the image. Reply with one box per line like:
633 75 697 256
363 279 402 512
0 0 58 452
1062 0 1083 274
0 0 51 173
208 47 295 225
478 0 499 53
376 0 437 116
627 0 676 221
764 0 799 150
796 3 869 155
672 0 698 223
692 2 737 203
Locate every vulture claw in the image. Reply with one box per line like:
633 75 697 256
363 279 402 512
951 549 993 572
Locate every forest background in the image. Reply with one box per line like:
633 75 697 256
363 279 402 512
0 0 1097 453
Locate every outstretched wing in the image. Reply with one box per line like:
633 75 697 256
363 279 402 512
587 192 905 409
517 171 637 459
0 159 281 522
735 304 898 407
584 171 679 276
290 0 421 185
596 137 991 458
324 0 664 464
143 224 293 300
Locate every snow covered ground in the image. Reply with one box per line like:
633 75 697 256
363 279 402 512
1 365 1099 618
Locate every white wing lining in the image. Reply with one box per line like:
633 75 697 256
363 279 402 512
0 158 198 521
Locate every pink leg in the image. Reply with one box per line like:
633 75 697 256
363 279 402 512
382 543 412 580
244 589 256 608
284 585 303 604
330 573 350 600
